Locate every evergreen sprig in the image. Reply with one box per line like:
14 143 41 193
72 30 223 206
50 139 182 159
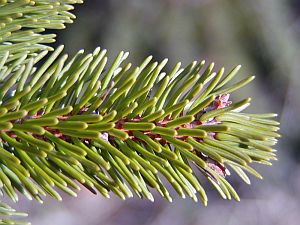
0 1 280 224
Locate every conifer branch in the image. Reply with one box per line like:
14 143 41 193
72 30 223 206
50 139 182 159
0 1 280 224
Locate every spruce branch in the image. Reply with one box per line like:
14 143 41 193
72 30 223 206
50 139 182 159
0 1 280 224
0 0 82 66
0 201 29 225
0 44 280 210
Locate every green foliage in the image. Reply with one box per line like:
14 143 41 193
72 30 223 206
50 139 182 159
0 1 280 224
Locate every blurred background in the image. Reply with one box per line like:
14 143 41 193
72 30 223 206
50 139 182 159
18 0 300 224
